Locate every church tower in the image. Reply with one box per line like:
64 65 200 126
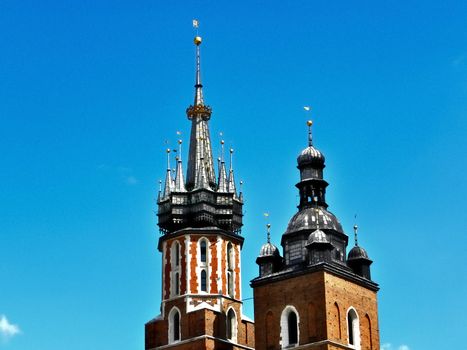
145 35 254 350
251 121 380 350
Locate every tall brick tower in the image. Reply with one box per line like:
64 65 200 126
145 34 254 350
251 121 380 350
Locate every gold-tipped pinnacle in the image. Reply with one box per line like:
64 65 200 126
194 36 202 45
307 120 313 127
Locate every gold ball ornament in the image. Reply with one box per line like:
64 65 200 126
194 36 202 45
307 120 313 127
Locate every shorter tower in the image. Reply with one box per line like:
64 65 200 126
251 120 380 350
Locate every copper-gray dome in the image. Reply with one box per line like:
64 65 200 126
259 242 280 258
348 246 369 260
285 207 344 235
297 145 325 167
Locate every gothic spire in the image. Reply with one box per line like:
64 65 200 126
163 149 174 197
194 36 204 106
174 140 186 192
186 35 216 189
228 148 237 195
218 140 228 192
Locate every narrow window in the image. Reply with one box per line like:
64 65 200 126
175 272 179 295
174 242 180 266
201 269 207 292
226 308 237 342
288 312 298 345
280 306 299 348
168 308 181 344
347 308 360 349
200 240 207 263
227 271 233 297
227 243 233 269
348 316 354 345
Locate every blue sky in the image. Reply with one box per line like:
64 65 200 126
1 1 467 349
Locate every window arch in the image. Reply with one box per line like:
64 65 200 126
200 239 208 263
198 238 209 293
347 307 361 349
171 241 181 296
334 302 342 339
280 305 299 348
226 308 237 342
173 241 180 267
168 307 181 344
200 269 207 292
365 314 372 350
226 242 234 297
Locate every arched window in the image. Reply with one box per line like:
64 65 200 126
227 243 234 297
174 272 179 295
226 308 237 342
288 312 298 345
171 241 181 296
168 307 181 343
200 240 207 263
347 308 360 349
280 306 299 348
173 241 180 267
227 243 233 269
201 269 207 292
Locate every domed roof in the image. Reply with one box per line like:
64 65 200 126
348 245 370 260
306 229 330 245
285 207 344 235
297 145 325 167
258 242 280 258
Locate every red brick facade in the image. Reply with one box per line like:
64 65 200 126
145 230 254 350
252 269 379 350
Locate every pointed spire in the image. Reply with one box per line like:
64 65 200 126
194 36 204 106
353 215 359 247
218 140 228 192
157 179 162 201
163 149 174 197
194 137 211 190
195 155 210 189
186 33 215 189
266 223 271 243
238 180 244 201
307 120 313 146
174 140 187 192
228 148 237 195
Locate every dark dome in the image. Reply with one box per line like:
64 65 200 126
348 246 369 260
285 207 344 235
297 145 325 167
306 229 330 245
258 242 280 258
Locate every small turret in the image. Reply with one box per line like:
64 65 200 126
347 224 373 280
256 224 282 277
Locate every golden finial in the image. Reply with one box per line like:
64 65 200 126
307 120 313 127
194 36 202 45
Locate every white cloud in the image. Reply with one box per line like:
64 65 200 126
126 175 138 185
0 315 20 339
381 343 410 350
